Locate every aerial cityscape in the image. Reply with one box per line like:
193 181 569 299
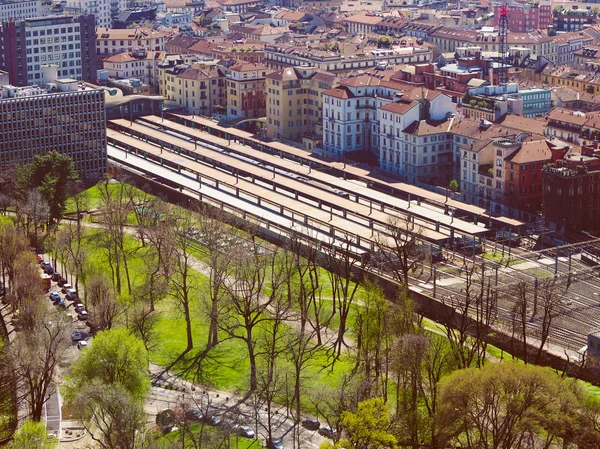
2 0 600 447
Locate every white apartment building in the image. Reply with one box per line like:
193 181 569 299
0 0 40 22
66 0 111 28
378 100 420 176
322 74 409 157
102 49 165 88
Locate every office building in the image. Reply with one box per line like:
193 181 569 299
0 80 108 183
0 15 98 86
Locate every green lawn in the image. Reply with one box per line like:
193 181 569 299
157 424 264 449
64 182 151 214
483 251 520 266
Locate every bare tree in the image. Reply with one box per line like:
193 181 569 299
86 273 118 331
18 190 50 249
353 279 390 397
71 381 152 449
391 333 428 449
129 302 160 352
324 233 361 359
11 312 70 421
511 280 530 364
162 210 201 369
137 200 174 312
55 221 88 291
535 279 562 364
373 215 425 287
0 220 29 290
97 179 135 296
219 237 282 393
442 263 481 369
197 209 233 350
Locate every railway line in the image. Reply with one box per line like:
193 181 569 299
106 116 600 359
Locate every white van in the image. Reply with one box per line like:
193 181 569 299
65 288 77 301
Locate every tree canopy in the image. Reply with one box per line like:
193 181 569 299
10 419 57 449
16 150 78 223
436 362 590 449
65 328 150 401
338 398 397 449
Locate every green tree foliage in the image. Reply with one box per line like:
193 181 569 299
10 419 57 449
65 328 150 401
436 362 591 449
339 398 397 449
16 151 78 224
448 179 459 192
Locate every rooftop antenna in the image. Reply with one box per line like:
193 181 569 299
498 1 508 86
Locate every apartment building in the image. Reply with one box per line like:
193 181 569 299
0 15 98 86
428 27 556 63
492 3 552 32
504 140 553 213
322 74 405 157
65 0 113 28
452 120 536 209
102 49 165 90
543 151 600 233
226 62 270 121
0 0 41 22
96 27 170 59
163 63 226 116
266 66 336 141
0 80 107 183
263 43 433 74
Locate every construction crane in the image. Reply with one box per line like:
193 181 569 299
498 2 509 86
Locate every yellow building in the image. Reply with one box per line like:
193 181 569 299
226 62 271 121
266 66 336 142
162 62 227 116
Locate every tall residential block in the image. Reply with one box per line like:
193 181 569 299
0 15 98 86
0 0 41 22
0 80 108 183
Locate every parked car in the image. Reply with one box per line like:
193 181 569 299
185 409 204 422
65 288 77 301
61 283 72 294
266 438 283 449
71 331 83 342
55 301 66 309
49 292 61 303
74 303 85 312
301 418 320 431
36 255 43 264
42 263 54 275
77 310 89 321
236 426 255 439
51 272 62 282
318 426 337 440
207 415 222 426
57 278 67 287
77 340 88 349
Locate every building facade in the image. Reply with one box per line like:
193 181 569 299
266 66 336 142
96 27 169 59
0 0 41 22
492 3 552 32
0 15 98 86
226 62 269 121
0 82 107 183
65 0 112 28
162 64 226 116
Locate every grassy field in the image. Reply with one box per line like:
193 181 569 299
157 423 264 449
